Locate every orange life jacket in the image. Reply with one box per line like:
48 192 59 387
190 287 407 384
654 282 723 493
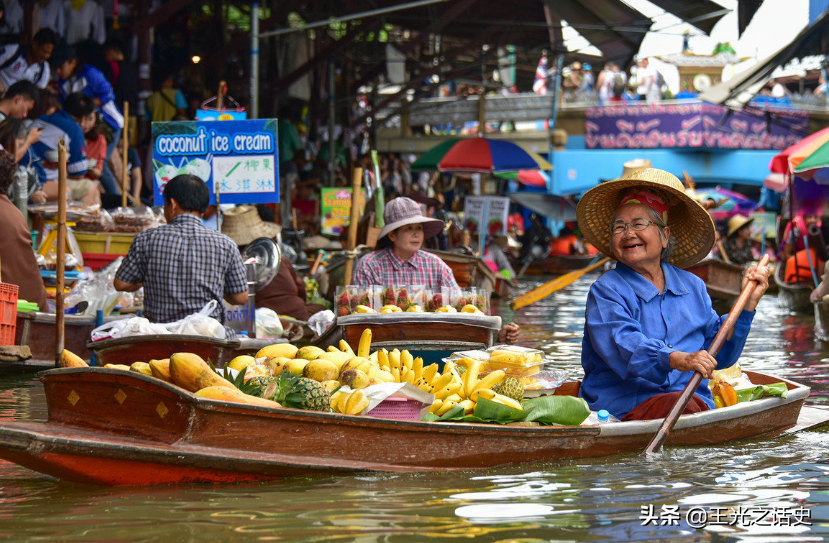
785 248 823 284
549 235 577 256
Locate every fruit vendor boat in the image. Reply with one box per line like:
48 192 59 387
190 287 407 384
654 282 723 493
313 313 502 365
0 367 823 486
512 254 596 276
774 263 813 314
686 258 744 302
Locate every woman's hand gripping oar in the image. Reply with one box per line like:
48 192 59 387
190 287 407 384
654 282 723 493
642 254 770 456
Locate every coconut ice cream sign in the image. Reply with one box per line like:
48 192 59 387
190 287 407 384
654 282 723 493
151 119 279 205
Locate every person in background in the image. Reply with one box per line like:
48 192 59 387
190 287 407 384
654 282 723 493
107 131 144 204
100 40 137 118
576 167 769 420
0 149 48 311
597 61 626 105
146 70 188 122
722 215 757 265
0 117 46 204
51 45 124 195
579 63 595 92
0 79 38 122
635 57 657 103
32 92 101 205
0 27 56 91
353 197 520 343
114 174 248 329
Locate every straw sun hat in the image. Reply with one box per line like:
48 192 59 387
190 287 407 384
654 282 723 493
576 168 715 268
221 205 282 246
377 197 444 241
727 215 754 237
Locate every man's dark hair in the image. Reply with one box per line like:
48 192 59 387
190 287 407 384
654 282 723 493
3 80 38 103
163 174 209 214
32 28 58 47
0 150 19 194
63 92 95 120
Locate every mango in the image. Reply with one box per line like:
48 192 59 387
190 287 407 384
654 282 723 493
284 359 310 376
169 352 234 392
255 343 298 360
262 356 292 376
228 355 256 371
340 368 370 390
129 362 153 376
302 359 339 382
340 356 371 376
316 351 352 369
295 346 326 361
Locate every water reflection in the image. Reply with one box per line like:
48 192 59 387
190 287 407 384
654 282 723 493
0 273 827 541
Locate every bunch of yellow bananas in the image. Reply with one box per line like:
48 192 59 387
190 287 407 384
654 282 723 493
488 348 543 366
428 360 522 416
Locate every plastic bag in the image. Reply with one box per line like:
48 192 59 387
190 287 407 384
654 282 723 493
112 206 154 232
255 307 284 339
164 300 227 339
308 309 335 336
91 317 170 341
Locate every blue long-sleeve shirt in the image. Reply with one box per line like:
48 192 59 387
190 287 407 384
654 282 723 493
580 261 754 419
58 64 124 131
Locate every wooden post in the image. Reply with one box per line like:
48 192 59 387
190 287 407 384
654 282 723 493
121 101 130 207
55 139 67 365
343 167 363 286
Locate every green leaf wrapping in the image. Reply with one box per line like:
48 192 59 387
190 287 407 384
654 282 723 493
521 396 590 426
471 397 526 423
438 405 466 421
735 383 788 403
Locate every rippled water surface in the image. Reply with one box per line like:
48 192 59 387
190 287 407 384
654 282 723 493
0 274 827 542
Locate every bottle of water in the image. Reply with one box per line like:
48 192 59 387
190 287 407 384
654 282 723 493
584 409 620 425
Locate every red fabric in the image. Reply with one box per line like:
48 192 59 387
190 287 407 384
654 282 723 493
621 391 709 421
85 134 107 167
108 60 120 85
619 190 668 223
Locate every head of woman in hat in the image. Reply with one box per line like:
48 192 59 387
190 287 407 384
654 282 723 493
376 196 444 260
575 168 770 421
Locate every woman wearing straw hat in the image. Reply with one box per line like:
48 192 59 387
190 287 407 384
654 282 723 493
353 197 520 343
576 168 769 421
722 214 756 265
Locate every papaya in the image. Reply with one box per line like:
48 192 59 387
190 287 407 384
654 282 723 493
130 362 153 376
148 359 172 382
104 364 131 370
195 386 282 408
59 349 88 368
169 352 234 392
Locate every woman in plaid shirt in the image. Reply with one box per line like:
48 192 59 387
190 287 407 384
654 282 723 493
353 197 519 343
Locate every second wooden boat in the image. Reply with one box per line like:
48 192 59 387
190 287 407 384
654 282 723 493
774 263 813 314
0 367 821 486
513 254 596 276
686 258 743 302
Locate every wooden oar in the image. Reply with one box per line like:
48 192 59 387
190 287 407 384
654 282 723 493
511 257 609 310
642 253 770 455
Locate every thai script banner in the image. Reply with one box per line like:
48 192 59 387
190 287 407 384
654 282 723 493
152 119 279 205
585 103 808 150
320 188 366 237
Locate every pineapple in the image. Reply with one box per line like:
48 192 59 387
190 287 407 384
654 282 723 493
492 377 524 403
268 373 331 412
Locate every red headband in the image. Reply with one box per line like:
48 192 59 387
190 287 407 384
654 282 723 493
618 190 668 223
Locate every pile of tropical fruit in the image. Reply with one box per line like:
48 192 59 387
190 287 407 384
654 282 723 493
57 329 527 420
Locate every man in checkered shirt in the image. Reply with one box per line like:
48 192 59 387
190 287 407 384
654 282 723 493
352 197 520 343
114 174 248 329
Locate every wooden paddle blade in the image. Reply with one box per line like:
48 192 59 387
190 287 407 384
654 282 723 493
511 257 610 310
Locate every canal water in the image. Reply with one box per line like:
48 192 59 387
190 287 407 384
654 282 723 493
0 274 827 542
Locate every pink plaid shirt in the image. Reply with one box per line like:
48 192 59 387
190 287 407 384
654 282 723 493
352 248 459 289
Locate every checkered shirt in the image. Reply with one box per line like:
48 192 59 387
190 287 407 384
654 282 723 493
116 214 247 324
352 248 459 289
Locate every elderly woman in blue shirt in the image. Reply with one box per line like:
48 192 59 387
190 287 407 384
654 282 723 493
575 168 769 420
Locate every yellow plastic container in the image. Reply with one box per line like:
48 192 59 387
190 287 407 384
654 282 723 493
73 232 137 255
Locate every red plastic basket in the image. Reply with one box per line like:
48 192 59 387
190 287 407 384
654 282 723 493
0 283 19 346
366 396 425 421
82 252 123 271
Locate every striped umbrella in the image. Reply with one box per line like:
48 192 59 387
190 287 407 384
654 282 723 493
410 138 552 173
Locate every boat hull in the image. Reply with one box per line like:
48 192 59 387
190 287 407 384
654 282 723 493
774 264 813 314
515 254 596 276
0 368 813 486
686 259 743 302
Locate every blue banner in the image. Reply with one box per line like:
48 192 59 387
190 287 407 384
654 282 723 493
151 119 280 205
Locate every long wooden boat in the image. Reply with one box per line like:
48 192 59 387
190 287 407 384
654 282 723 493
686 258 743 302
313 313 502 365
513 254 596 276
492 277 513 298
8 312 130 371
0 367 822 486
774 262 813 314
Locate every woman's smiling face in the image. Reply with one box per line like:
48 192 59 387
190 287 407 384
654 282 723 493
610 203 669 272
